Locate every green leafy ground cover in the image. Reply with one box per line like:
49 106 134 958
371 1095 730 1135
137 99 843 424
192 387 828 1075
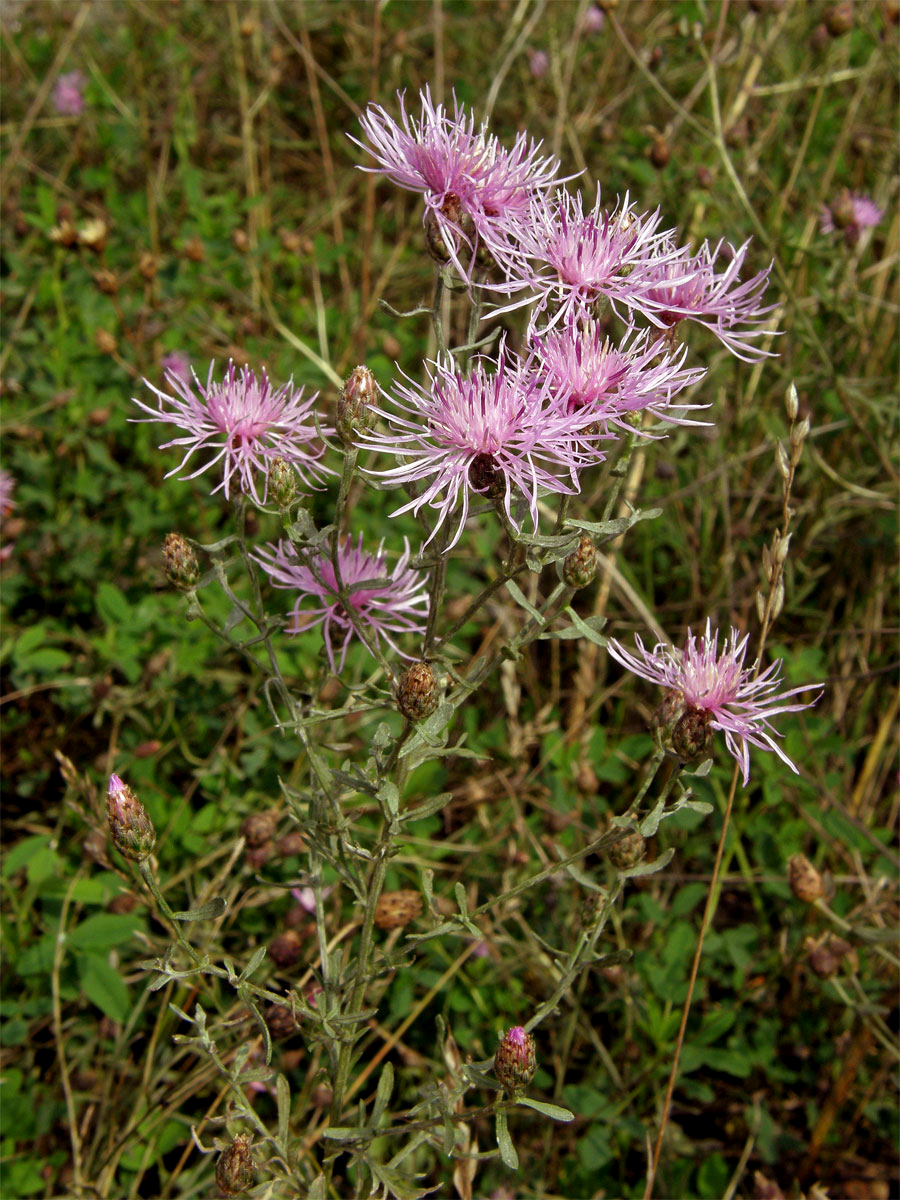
1 2 897 1198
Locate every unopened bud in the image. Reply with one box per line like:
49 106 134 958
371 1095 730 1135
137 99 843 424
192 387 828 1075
774 532 791 566
788 854 825 903
240 811 277 847
95 329 117 355
374 889 423 930
138 251 158 281
775 440 791 482
785 382 799 422
824 2 853 36
183 235 205 263
650 136 670 169
652 688 686 733
790 415 810 458
93 268 118 295
268 929 303 968
762 543 775 584
805 933 856 980
562 534 597 589
672 706 713 762
268 457 299 509
215 1134 254 1196
494 1026 537 1092
265 1001 300 1039
107 774 156 862
756 589 767 624
164 533 200 590
608 828 646 872
337 366 378 445
770 579 784 620
397 661 439 722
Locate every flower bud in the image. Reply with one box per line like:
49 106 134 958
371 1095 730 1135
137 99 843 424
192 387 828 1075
337 366 378 445
240 811 277 847
215 1134 254 1196
672 706 713 762
268 929 303 968
788 854 825 903
562 534 597 589
268 457 299 509
264 1002 301 1040
608 828 646 872
374 889 423 930
785 382 799 423
494 1026 537 1092
824 2 853 36
164 533 200 590
397 662 440 722
650 136 670 169
107 774 156 862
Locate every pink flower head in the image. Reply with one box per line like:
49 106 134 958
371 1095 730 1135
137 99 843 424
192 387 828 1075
356 340 606 550
640 239 777 361
584 5 605 32
132 359 331 504
528 318 708 436
291 885 332 913
0 469 17 564
253 535 429 674
160 351 192 387
351 86 564 280
529 50 550 79
502 188 688 330
607 620 823 785
53 71 85 116
820 190 882 243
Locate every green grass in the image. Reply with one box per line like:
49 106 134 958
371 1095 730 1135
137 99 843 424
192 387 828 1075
1 2 897 1198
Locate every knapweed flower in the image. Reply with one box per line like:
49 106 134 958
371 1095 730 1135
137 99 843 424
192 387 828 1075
607 620 822 784
132 360 331 504
53 71 85 116
352 86 563 279
501 188 688 329
640 239 777 361
252 535 428 674
0 469 16 564
107 774 156 862
494 1026 537 1092
160 351 192 387
356 341 605 549
820 190 882 244
528 318 707 436
528 49 550 78
584 5 605 32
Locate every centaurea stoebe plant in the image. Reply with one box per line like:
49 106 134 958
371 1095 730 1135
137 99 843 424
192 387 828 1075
114 84 823 1200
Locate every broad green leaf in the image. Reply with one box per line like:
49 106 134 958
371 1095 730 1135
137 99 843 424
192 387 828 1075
2 835 51 878
68 913 142 950
77 954 130 1023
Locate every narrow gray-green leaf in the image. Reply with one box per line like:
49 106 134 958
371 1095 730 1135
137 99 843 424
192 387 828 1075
239 945 268 981
373 1062 394 1126
622 846 676 880
505 579 544 624
517 1097 575 1122
276 1074 290 1146
454 882 468 919
562 606 608 648
495 1110 519 1170
171 897 227 922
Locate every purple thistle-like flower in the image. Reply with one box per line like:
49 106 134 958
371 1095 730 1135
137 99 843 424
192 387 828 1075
253 536 429 674
529 50 550 79
351 86 563 280
132 360 331 504
607 619 822 785
160 351 192 387
584 5 605 32
53 71 85 116
640 239 777 361
356 341 606 550
0 469 17 564
528 318 708 435
820 190 883 242
499 188 690 329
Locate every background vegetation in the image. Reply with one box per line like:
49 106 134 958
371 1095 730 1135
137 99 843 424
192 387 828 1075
1 1 897 1198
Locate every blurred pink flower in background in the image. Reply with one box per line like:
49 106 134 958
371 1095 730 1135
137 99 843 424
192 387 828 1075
528 50 549 78
0 470 17 563
820 190 882 244
584 5 605 32
160 351 192 387
253 535 429 674
53 71 85 116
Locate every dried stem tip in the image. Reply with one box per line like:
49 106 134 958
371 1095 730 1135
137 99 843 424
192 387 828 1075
494 1026 537 1092
215 1134 255 1196
164 533 199 590
788 854 825 903
397 661 439 722
107 774 156 862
